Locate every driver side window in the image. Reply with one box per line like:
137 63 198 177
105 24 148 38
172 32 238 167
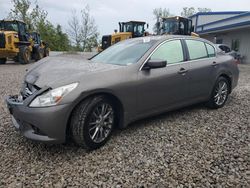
151 40 184 65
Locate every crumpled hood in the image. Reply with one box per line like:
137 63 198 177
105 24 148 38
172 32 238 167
25 55 121 88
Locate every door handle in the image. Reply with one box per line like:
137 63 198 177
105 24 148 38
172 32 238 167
212 61 217 67
178 68 188 74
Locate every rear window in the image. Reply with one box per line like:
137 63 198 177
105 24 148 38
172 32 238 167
205 43 216 57
186 40 208 60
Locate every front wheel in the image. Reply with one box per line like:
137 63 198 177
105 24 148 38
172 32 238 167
0 58 7 64
207 77 230 109
70 96 115 150
18 46 31 64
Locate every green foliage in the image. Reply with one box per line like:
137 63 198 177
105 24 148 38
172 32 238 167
8 0 31 26
8 0 70 51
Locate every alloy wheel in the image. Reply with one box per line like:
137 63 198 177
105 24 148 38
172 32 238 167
88 103 114 143
214 80 228 106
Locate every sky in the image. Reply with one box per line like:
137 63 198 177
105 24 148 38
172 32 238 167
0 0 249 36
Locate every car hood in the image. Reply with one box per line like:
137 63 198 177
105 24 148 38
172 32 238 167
25 55 122 88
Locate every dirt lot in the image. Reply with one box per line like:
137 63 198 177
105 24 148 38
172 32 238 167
0 59 249 187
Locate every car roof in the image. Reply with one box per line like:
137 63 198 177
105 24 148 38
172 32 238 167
131 35 214 44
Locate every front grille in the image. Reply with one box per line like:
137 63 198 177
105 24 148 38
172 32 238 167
102 35 111 50
0 33 5 48
20 82 40 100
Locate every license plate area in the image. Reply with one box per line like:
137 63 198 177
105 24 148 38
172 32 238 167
6 95 24 114
8 95 23 103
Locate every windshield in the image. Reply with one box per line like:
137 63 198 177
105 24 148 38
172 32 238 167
92 38 155 66
122 23 133 32
133 24 145 37
122 23 145 37
162 20 178 34
0 22 19 32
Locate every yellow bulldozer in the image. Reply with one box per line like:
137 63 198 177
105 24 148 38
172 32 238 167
156 16 199 37
99 21 149 51
0 20 49 64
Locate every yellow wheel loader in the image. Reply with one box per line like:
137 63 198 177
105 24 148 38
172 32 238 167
99 21 148 51
0 20 49 64
156 16 199 37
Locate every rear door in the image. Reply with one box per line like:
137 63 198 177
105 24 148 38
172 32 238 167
137 39 189 115
184 39 217 101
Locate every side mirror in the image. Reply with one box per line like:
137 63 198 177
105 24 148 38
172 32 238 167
146 23 149 29
142 59 167 70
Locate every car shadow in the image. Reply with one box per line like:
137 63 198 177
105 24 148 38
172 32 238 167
113 102 209 135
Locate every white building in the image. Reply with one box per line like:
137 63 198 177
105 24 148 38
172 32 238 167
190 11 250 63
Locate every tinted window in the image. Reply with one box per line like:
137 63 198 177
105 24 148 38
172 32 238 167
219 45 231 53
205 43 216 57
224 46 231 53
151 40 184 64
186 40 207 60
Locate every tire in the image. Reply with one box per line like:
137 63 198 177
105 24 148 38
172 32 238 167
44 48 49 57
13 56 19 62
18 46 31 64
70 96 116 150
0 58 7 64
207 77 230 109
34 46 43 61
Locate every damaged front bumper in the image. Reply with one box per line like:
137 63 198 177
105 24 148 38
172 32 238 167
5 94 71 144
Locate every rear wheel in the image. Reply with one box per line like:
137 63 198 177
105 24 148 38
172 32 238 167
0 58 7 64
13 56 19 62
70 96 115 150
34 46 43 61
18 46 31 64
207 77 230 109
44 47 49 57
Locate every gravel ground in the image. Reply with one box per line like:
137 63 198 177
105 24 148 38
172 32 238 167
0 58 249 187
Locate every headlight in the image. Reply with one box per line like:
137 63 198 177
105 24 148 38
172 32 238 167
29 83 78 107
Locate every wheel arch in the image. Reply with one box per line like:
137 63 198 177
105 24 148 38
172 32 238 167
218 73 232 93
65 91 125 141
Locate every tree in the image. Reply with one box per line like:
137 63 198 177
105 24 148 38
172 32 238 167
68 6 99 52
181 7 196 18
197 8 212 13
181 7 212 18
67 10 81 50
153 8 172 33
8 0 70 51
8 0 32 28
30 4 48 31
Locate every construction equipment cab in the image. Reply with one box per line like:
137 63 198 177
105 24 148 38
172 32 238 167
157 16 199 37
0 20 49 64
100 21 148 51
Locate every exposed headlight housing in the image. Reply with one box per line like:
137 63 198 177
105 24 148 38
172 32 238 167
29 83 78 107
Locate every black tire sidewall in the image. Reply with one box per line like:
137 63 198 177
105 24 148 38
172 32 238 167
71 96 115 150
19 46 30 64
0 58 7 64
34 47 43 61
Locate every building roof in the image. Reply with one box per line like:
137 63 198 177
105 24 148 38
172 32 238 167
193 11 250 34
189 11 247 18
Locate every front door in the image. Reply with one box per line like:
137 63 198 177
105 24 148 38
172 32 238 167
137 39 189 115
